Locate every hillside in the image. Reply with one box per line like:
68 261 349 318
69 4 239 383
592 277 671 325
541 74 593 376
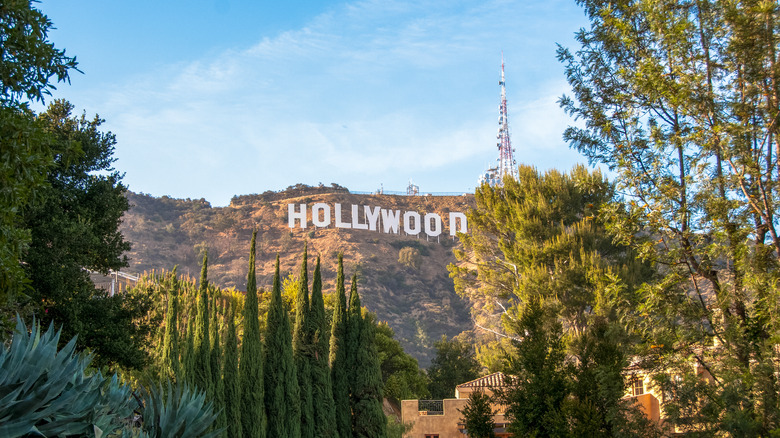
120 186 476 366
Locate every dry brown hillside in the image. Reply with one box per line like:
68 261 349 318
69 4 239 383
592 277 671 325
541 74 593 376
120 186 476 366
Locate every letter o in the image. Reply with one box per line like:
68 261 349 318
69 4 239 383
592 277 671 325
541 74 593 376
403 211 421 235
312 203 331 227
424 213 442 237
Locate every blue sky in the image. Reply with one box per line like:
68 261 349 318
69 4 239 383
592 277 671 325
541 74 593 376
40 0 591 206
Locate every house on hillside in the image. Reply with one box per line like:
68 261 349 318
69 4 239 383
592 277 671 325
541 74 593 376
401 365 709 437
401 372 512 438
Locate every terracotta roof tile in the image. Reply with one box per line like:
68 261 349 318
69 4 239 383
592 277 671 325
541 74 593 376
456 372 513 389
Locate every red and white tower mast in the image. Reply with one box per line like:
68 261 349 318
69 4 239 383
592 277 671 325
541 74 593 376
496 55 518 182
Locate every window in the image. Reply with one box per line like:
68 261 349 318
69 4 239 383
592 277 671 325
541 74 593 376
632 377 644 396
425 435 439 438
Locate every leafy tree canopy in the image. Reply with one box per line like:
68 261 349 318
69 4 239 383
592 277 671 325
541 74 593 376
426 336 481 400
559 0 780 433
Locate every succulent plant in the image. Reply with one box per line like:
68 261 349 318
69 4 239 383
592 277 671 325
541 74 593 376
0 317 135 437
129 382 222 438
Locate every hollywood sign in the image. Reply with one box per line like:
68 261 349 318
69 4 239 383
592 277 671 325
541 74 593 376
288 203 468 237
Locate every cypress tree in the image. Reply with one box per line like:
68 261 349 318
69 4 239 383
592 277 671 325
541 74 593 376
183 304 196 387
210 294 226 433
348 274 387 438
193 252 212 397
310 256 337 437
223 298 241 438
293 245 314 438
264 255 300 438
330 254 351 438
159 268 180 381
239 231 266 438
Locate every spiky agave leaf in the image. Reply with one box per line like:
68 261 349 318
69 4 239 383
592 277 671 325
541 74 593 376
135 382 222 438
0 317 135 438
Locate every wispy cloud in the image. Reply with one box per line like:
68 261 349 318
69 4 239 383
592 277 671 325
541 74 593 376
86 0 587 205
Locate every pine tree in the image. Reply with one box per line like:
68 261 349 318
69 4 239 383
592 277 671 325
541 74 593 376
264 255 300 438
459 390 496 438
330 254 351 438
223 297 241 438
210 294 226 433
293 245 314 438
310 256 337 437
502 295 568 437
349 275 387 438
193 252 212 397
239 231 266 438
159 268 180 381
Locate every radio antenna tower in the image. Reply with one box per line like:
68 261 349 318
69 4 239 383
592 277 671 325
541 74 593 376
478 55 518 187
496 55 518 182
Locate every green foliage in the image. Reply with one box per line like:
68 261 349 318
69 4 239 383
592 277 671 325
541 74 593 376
427 336 481 399
0 0 77 321
0 317 135 438
398 246 422 270
264 256 300 438
193 253 212 397
209 295 225 432
450 165 643 338
293 245 315 438
386 416 413 438
24 100 138 369
558 0 780 432
351 301 388 438
502 295 569 438
0 105 49 325
330 254 351 438
0 0 78 104
223 298 241 438
239 231 265 437
159 269 180 381
134 382 222 438
346 274 387 438
374 317 430 403
459 390 496 438
310 256 337 437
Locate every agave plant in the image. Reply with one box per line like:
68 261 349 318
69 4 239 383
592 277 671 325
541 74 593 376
128 382 222 438
0 317 136 438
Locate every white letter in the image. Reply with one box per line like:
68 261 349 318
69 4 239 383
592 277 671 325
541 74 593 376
424 213 442 237
365 205 381 231
381 209 400 233
288 204 307 229
404 211 421 235
351 204 368 230
449 212 468 235
312 203 331 228
335 203 351 229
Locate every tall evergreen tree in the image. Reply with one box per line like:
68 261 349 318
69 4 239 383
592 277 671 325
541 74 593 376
223 298 241 438
427 336 481 399
183 306 196 387
193 252 212 397
348 274 387 438
264 256 300 438
502 295 568 438
293 245 314 438
159 269 180 382
330 254 351 438
210 295 226 433
459 390 496 438
239 231 266 438
310 257 337 437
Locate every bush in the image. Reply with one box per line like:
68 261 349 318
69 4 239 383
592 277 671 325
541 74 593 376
398 247 422 270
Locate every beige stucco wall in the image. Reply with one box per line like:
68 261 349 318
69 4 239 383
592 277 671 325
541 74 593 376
401 399 468 438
